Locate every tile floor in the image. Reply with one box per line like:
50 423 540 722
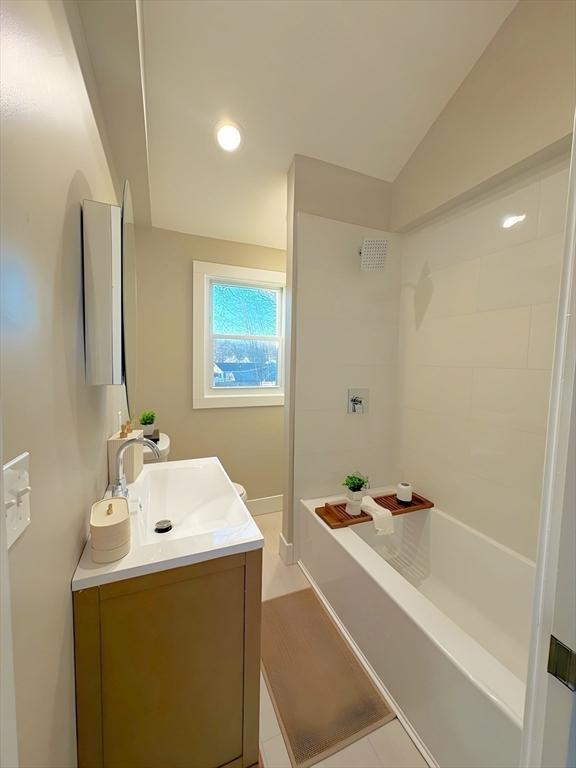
255 511 429 768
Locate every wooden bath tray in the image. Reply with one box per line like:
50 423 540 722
315 492 434 530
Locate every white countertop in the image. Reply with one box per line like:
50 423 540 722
72 457 264 591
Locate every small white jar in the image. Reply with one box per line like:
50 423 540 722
396 482 413 503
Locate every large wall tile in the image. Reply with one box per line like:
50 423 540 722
298 314 397 368
471 368 551 434
397 288 422 368
477 234 562 311
416 307 530 368
294 214 400 505
453 475 541 560
295 443 397 501
400 408 472 480
295 405 392 457
528 303 557 369
296 267 396 321
402 365 473 416
467 420 545 497
421 259 480 319
296 163 566 560
296 364 394 412
399 162 566 559
399 411 542 559
297 212 400 277
538 161 570 238
401 176 540 282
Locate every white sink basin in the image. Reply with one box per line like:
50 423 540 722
72 457 263 590
131 459 252 544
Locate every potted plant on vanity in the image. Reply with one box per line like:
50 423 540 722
343 473 369 516
139 410 156 437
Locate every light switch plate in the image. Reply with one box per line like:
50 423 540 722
4 452 31 548
348 388 369 414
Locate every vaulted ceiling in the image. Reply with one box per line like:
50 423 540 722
75 0 516 249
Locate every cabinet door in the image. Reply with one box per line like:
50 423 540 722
99 558 245 768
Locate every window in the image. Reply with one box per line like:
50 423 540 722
193 261 286 408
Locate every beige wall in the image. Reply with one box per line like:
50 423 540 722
1 1 125 765
398 156 570 559
134 225 285 499
68 0 152 225
391 0 576 231
293 154 391 231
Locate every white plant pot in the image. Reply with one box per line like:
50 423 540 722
141 423 155 436
345 489 364 516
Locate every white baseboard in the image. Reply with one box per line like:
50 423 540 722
279 533 295 565
246 494 283 517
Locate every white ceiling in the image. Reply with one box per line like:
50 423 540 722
142 0 515 249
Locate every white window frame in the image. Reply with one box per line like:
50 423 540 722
193 260 286 409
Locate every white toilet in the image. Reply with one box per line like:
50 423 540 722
143 436 248 503
142 433 171 463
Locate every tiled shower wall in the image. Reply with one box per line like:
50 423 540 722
293 213 400 507
398 158 570 560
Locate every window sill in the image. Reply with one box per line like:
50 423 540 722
193 393 285 409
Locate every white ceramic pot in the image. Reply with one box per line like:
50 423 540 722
142 422 156 436
345 489 364 516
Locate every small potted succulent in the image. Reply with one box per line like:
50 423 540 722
343 473 369 516
139 410 156 436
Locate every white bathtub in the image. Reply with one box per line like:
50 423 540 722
298 492 535 768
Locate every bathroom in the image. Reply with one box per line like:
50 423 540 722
1 1 575 768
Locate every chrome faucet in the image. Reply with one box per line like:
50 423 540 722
112 437 161 497
350 395 364 413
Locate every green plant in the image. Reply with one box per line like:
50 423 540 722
139 410 156 426
342 473 369 493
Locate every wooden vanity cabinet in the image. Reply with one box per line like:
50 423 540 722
73 550 262 768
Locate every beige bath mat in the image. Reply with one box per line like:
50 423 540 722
261 588 395 768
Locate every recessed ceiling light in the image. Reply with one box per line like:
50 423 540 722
502 213 526 229
216 123 242 152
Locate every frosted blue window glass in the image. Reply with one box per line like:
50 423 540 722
211 283 278 336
